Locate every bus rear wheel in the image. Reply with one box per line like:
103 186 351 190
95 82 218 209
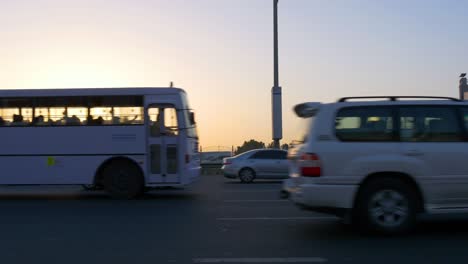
102 160 144 199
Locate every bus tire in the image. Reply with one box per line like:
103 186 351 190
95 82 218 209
102 160 144 199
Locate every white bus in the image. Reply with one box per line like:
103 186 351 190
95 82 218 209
0 87 200 198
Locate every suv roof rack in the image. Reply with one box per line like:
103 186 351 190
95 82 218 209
337 96 461 102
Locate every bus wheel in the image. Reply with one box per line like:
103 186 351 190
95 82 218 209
103 160 144 199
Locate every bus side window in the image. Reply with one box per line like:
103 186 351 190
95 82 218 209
0 108 19 126
113 107 143 125
148 107 162 137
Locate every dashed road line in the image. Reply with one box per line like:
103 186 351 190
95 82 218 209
223 199 288 203
223 190 280 193
193 257 328 263
216 216 337 221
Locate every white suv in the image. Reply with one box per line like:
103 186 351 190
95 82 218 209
283 96 468 234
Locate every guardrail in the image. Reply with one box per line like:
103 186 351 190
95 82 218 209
201 163 223 175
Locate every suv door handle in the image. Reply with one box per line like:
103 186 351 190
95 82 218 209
404 150 424 156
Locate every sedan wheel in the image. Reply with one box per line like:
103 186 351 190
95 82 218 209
239 168 255 183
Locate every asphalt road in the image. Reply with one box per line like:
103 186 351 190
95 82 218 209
0 175 467 264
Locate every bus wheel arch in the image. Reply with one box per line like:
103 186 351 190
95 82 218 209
94 157 145 198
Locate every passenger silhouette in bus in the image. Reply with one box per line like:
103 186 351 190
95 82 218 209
95 116 104 125
32 116 39 125
59 110 68 125
0 117 5 126
32 115 46 126
150 111 175 136
67 115 80 125
86 115 94 125
12 114 27 126
150 112 162 136
37 115 46 125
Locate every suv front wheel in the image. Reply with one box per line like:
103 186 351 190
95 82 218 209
356 178 417 234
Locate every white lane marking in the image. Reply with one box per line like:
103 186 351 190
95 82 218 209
223 200 288 203
216 216 337 221
193 257 327 263
223 190 280 193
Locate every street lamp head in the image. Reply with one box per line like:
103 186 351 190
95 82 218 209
460 73 466 78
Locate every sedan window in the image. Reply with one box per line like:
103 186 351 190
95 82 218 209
267 150 287 159
249 151 269 159
249 150 287 160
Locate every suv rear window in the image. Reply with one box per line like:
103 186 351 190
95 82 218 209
335 107 394 142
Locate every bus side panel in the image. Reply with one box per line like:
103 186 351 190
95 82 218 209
0 126 145 155
0 155 145 184
0 126 146 184
182 137 201 185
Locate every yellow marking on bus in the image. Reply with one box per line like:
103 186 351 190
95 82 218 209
47 157 56 166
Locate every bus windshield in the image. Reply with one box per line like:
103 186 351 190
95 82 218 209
181 92 198 139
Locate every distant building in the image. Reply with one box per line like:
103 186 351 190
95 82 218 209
460 73 468 100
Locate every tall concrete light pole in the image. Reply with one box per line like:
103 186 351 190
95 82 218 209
272 0 282 149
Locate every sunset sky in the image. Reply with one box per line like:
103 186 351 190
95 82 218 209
1 0 467 149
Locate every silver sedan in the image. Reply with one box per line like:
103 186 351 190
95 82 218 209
221 149 289 183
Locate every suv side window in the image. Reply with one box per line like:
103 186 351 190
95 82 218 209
460 108 468 133
335 107 394 142
399 107 462 142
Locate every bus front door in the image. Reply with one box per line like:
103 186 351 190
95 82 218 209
147 105 180 184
